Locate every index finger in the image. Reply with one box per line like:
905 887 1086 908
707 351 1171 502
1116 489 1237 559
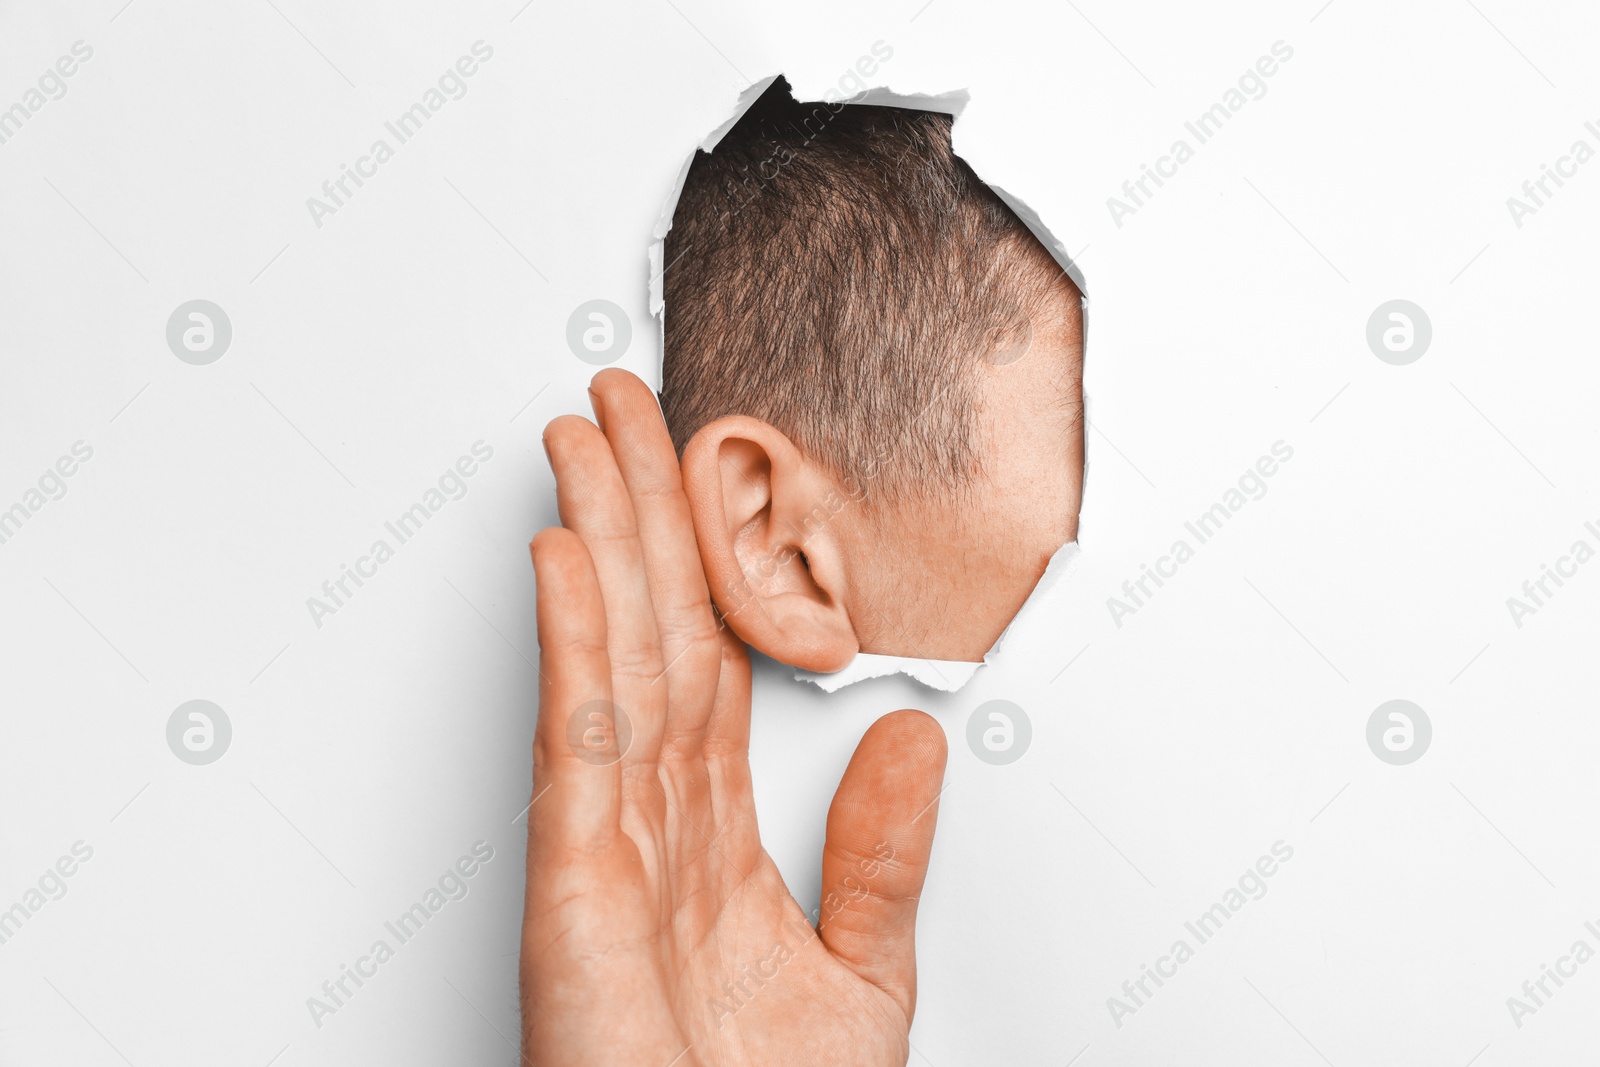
587 369 724 754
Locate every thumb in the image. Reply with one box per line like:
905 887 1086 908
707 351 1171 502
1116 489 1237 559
816 708 948 1023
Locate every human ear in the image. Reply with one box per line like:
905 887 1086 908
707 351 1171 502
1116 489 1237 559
680 416 859 673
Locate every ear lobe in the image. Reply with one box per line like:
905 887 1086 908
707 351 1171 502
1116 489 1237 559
681 416 859 673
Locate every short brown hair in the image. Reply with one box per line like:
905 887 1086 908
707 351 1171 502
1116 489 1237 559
661 77 1078 500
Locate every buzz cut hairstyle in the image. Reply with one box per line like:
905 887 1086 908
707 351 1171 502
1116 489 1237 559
661 77 1081 502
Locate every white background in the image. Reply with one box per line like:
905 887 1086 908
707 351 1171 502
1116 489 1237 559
2 1 1597 1064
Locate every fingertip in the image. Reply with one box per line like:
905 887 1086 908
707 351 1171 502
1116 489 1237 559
543 413 597 452
529 527 591 588
868 709 948 769
529 525 566 560
590 367 644 393
541 415 580 473
587 369 648 430
592 368 665 428
831 710 949 843
530 526 561 562
882 707 942 734
587 369 628 425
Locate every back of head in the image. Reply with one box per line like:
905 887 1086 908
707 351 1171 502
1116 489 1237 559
661 77 1078 503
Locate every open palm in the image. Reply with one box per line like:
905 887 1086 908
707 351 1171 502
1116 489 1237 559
521 370 948 1067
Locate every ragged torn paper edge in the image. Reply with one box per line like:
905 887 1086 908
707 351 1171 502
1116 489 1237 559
649 76 1088 314
648 75 1091 693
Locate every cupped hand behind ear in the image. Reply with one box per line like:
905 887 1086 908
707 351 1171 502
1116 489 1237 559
522 369 948 1066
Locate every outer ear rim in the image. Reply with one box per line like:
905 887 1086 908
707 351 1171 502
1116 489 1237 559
680 416 768 621
679 417 860 673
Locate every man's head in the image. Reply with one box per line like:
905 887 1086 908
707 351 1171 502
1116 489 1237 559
662 78 1083 671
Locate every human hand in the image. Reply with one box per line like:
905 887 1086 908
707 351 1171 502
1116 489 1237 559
521 369 949 1066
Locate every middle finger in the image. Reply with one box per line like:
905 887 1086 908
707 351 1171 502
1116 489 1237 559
544 414 667 782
